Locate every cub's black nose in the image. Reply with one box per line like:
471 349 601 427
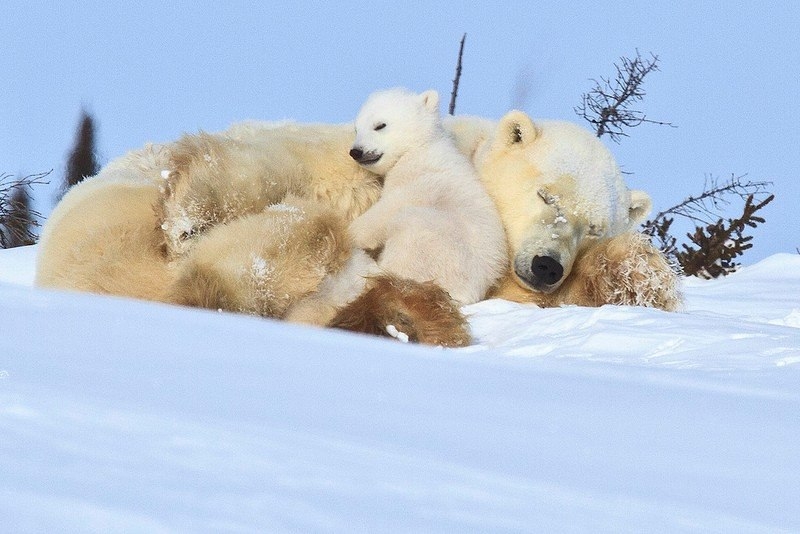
531 255 563 285
349 147 363 161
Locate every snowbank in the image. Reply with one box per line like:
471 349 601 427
1 246 799 532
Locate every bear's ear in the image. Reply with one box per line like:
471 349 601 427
494 110 539 150
628 190 653 225
420 90 440 113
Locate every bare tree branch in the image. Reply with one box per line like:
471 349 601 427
576 50 772 276
448 33 466 115
575 50 675 142
648 174 771 227
0 171 50 248
641 174 774 277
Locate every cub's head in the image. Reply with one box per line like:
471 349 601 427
473 110 652 293
349 88 440 175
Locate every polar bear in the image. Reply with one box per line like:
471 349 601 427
34 145 175 302
159 121 383 257
36 109 680 346
168 194 354 317
345 88 507 306
445 111 680 310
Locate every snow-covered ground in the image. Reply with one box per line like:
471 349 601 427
1 245 799 533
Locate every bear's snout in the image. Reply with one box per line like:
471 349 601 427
349 146 383 165
530 255 564 286
513 253 566 292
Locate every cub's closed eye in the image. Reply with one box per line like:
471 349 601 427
374 123 386 131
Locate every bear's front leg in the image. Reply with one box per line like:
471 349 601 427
561 232 683 311
348 205 388 253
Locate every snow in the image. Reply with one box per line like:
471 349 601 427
385 324 410 343
1 246 799 532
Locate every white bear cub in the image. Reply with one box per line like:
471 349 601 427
348 88 507 305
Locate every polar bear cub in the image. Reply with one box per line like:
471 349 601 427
347 88 507 305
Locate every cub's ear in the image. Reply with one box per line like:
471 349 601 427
420 90 440 113
493 110 539 150
628 190 653 225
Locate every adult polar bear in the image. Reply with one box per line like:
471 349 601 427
159 110 679 315
36 108 680 345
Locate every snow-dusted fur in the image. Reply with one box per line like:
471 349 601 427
283 248 380 327
160 122 382 257
169 195 352 318
35 110 680 347
445 112 681 310
491 232 681 310
347 88 507 306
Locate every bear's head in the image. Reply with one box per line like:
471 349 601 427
349 88 441 175
464 110 652 294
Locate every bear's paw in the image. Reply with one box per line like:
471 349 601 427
329 275 471 347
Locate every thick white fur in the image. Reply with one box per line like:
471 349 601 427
284 248 380 326
347 89 507 305
35 144 174 301
36 109 679 323
168 194 354 318
160 121 382 257
445 112 660 295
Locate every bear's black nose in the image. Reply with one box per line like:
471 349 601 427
349 147 363 161
531 255 563 285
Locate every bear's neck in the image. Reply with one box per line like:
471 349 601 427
442 115 494 161
385 137 464 188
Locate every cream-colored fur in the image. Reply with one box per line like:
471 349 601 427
445 112 681 310
36 110 679 335
160 121 382 256
347 88 507 305
35 144 174 302
169 194 352 317
491 233 680 310
284 248 379 326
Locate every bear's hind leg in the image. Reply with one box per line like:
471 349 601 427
169 196 352 317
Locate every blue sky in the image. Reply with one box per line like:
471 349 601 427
3 1 798 263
